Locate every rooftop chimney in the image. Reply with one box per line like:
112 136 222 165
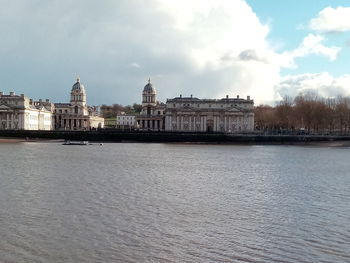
29 99 33 104
226 95 229 99
180 94 182 98
190 94 193 98
20 94 24 97
237 95 239 99
247 95 250 100
10 92 15 96
39 99 42 103
46 99 49 102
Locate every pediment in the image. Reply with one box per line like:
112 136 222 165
0 104 10 110
227 106 242 112
36 105 45 111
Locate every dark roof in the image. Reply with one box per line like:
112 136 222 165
72 77 85 92
55 103 71 107
166 97 253 103
143 78 155 93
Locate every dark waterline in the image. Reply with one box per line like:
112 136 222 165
0 143 349 262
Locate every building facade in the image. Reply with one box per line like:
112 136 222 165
54 78 104 130
0 92 53 130
165 95 254 132
117 113 137 129
104 118 117 128
136 79 165 131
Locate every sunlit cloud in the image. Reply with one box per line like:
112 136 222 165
0 0 347 105
310 6 350 33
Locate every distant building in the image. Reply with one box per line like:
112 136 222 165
54 78 104 130
0 92 53 130
116 113 137 129
104 117 117 128
136 79 165 130
165 95 254 132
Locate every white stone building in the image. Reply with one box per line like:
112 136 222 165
136 79 165 131
116 113 136 129
0 92 53 130
54 78 104 130
165 95 254 132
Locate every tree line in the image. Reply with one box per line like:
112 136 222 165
100 103 142 118
255 93 350 134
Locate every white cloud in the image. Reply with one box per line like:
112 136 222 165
286 34 340 64
310 6 350 33
0 0 280 104
130 63 141 69
275 72 350 99
0 0 344 105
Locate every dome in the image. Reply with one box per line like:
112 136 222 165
143 78 155 93
72 77 85 92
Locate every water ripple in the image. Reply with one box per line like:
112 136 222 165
0 143 350 262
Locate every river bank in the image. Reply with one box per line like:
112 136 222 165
1 130 350 145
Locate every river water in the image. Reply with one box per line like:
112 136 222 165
0 142 349 263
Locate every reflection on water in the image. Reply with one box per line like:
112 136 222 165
0 142 349 262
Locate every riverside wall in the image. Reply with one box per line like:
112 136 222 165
1 130 350 144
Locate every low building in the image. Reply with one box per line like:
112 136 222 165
135 79 165 131
0 92 53 130
165 95 254 132
54 78 104 130
104 118 117 128
116 113 137 129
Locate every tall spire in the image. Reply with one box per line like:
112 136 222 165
148 77 151 84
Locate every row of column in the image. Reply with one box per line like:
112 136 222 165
58 118 88 130
0 112 22 129
143 96 155 103
166 114 254 132
139 119 162 130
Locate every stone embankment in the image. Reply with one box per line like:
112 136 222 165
1 130 350 145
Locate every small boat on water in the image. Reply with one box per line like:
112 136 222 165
62 140 89 145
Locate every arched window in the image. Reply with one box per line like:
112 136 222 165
75 106 79 114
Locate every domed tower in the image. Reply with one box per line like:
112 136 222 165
70 77 87 107
142 78 156 105
70 77 88 115
142 78 157 115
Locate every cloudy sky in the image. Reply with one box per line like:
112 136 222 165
0 0 350 105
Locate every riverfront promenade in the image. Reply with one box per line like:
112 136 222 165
1 130 350 145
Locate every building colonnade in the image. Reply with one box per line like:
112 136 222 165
165 112 254 132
